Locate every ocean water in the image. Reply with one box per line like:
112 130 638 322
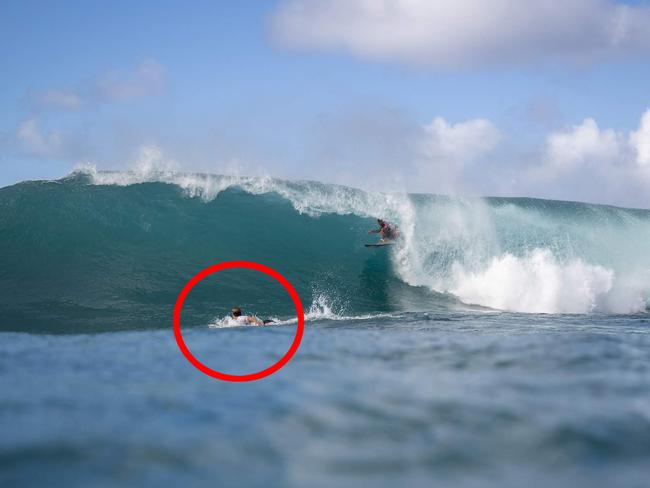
1 169 650 487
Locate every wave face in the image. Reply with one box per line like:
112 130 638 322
1 168 649 332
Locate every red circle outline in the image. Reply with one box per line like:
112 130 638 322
173 261 304 382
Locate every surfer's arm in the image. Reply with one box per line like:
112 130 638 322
368 229 381 234
247 316 263 326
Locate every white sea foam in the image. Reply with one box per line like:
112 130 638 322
208 294 397 328
449 248 614 314
302 293 396 321
391 197 650 314
208 316 251 328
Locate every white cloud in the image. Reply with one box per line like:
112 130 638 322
301 107 650 207
97 58 166 101
270 0 650 68
300 110 499 194
34 90 82 110
414 117 501 192
422 117 500 163
25 59 165 114
630 108 650 167
541 118 622 177
520 109 650 207
16 119 64 157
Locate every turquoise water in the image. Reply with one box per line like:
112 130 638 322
1 171 649 487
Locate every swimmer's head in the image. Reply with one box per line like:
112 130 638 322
231 307 242 318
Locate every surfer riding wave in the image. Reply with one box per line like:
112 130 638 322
368 219 400 244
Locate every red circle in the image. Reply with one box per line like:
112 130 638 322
173 261 304 382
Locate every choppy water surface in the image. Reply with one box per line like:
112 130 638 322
2 312 649 488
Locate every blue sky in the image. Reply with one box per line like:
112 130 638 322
1 0 649 207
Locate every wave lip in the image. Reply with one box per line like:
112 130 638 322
71 164 410 219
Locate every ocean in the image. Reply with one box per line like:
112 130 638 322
1 169 649 487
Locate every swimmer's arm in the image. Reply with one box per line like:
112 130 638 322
247 316 263 326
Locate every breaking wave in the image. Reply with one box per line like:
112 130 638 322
0 167 648 332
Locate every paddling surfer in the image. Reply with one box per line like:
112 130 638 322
230 307 273 325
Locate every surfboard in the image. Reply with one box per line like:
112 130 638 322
365 243 394 247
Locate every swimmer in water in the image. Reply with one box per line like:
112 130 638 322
230 307 273 325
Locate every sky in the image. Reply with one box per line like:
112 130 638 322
1 0 649 208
